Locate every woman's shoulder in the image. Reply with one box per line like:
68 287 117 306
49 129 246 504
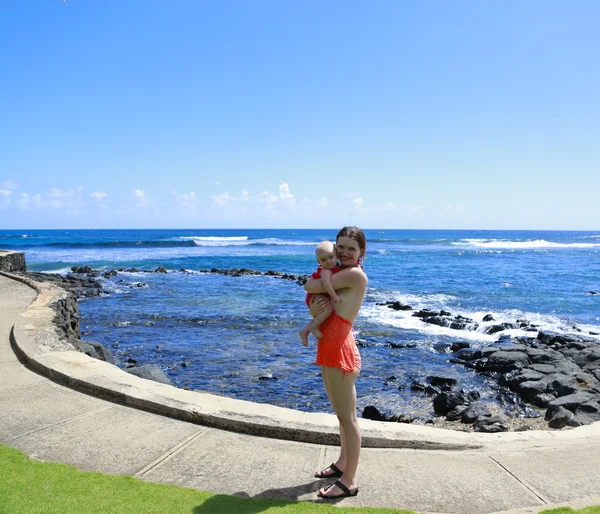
340 265 368 285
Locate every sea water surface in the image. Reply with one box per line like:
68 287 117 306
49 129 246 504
3 229 600 420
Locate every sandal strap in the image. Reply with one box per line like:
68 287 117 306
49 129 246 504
329 463 342 475
334 480 350 495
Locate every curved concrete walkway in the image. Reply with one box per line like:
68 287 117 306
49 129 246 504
1 273 599 513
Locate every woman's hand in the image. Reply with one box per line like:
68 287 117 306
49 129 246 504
309 295 329 318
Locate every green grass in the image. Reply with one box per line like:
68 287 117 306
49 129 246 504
541 509 600 514
0 444 411 514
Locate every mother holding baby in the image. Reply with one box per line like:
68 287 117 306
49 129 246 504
303 226 368 499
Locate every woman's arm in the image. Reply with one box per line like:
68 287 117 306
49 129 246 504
304 266 366 293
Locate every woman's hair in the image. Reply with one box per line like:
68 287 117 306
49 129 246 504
336 226 367 259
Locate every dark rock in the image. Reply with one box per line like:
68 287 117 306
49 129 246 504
362 405 389 422
411 381 441 395
69 338 116 365
482 314 495 322
461 402 492 423
485 323 518 335
127 364 174 385
428 376 458 389
571 402 600 426
515 380 548 402
451 342 470 352
155 266 168 273
474 415 509 433
546 392 596 418
547 375 580 397
433 393 465 415
547 406 574 428
479 351 530 372
501 369 545 389
388 301 412 311
446 406 467 421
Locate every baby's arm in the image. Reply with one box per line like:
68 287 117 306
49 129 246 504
320 268 341 304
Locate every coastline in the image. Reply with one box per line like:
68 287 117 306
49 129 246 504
3 252 600 435
6 268 600 450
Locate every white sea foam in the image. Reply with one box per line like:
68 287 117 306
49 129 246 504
453 239 600 249
174 236 316 247
361 300 600 344
177 236 249 242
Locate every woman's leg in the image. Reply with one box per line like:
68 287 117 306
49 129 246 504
319 366 360 496
316 367 347 476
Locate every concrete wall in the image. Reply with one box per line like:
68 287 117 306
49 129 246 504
0 251 26 272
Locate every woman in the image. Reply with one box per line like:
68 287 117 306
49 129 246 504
303 226 368 499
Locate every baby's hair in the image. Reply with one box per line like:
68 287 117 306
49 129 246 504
316 240 336 255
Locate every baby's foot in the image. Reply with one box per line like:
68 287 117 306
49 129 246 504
299 329 309 346
310 327 323 339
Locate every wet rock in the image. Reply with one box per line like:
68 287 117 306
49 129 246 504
433 393 464 415
127 364 174 385
380 301 412 311
428 376 458 390
362 405 390 422
69 338 116 365
411 381 441 396
451 342 470 352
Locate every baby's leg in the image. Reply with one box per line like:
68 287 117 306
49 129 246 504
309 301 333 339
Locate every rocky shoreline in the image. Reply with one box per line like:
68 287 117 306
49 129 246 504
364 301 600 432
15 264 600 432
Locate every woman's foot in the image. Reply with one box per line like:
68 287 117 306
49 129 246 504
318 479 359 499
314 463 343 479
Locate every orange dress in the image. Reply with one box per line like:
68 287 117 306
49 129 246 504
315 311 361 375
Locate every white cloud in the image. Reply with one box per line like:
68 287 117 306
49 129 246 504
182 192 196 201
91 192 107 200
279 183 293 199
216 181 220 186
212 192 234 207
353 197 364 208
48 187 78 198
0 190 11 208
447 204 465 213
18 193 29 209
133 189 145 199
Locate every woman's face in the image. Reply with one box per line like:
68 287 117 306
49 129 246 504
336 236 363 266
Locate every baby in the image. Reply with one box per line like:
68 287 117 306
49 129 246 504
299 240 342 346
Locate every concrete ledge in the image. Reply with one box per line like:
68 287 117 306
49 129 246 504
5 272 600 450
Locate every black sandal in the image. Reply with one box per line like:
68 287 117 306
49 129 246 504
318 480 359 499
314 463 343 479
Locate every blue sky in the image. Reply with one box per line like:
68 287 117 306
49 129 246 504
1 1 599 230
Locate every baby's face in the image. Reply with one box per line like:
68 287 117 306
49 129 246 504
317 249 338 269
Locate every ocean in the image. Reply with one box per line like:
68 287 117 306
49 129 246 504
3 228 600 420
